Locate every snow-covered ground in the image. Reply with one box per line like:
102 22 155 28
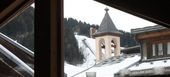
64 62 86 77
64 35 140 77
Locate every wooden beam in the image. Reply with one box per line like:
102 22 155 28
0 33 34 65
50 0 63 77
94 0 170 27
136 29 170 40
0 45 34 76
0 0 34 28
0 59 23 77
0 0 24 20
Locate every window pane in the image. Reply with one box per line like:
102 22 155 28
143 42 147 60
158 43 163 55
168 42 170 54
0 5 34 77
152 44 155 56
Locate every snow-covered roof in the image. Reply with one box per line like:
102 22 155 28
118 59 170 76
129 59 170 71
65 55 140 77
131 25 168 35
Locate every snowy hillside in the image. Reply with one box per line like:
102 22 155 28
65 35 96 77
75 35 96 67
64 35 140 77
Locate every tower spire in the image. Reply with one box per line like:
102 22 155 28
94 7 121 36
105 7 109 12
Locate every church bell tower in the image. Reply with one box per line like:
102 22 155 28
93 8 121 63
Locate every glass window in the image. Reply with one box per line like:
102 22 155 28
152 44 155 56
158 43 163 55
0 4 34 77
167 42 170 54
143 42 147 60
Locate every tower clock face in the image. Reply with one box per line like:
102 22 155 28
0 0 33 28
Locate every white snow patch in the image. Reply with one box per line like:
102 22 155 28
64 62 86 77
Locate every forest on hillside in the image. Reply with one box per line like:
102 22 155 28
64 18 138 47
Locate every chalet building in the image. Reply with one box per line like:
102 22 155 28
115 25 170 77
92 8 122 63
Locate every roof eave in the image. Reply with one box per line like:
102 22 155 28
93 32 121 37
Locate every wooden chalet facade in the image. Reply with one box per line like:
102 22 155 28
132 25 170 61
115 25 170 77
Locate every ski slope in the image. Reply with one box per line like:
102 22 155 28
65 35 96 77
75 35 96 67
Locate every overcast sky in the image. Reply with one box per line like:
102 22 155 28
31 3 34 8
64 0 157 32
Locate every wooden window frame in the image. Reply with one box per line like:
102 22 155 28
147 41 170 60
0 0 34 28
143 35 170 60
0 0 24 20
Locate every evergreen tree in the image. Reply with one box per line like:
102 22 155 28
64 24 84 65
